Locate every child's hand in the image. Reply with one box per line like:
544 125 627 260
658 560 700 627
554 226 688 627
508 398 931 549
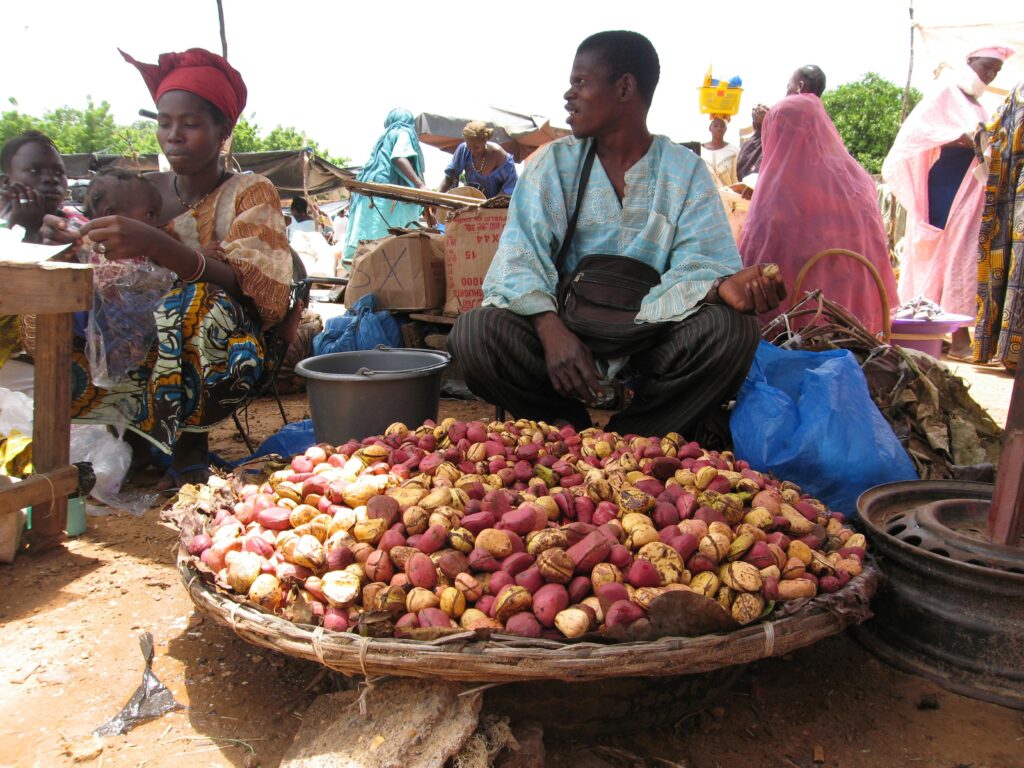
3 182 46 232
199 241 226 261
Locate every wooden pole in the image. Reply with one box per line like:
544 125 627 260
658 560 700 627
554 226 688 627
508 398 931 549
887 1 915 260
901 1 917 123
216 0 235 169
988 361 1024 546
216 0 228 59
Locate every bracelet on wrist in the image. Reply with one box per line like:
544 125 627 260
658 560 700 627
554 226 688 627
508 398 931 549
184 250 206 283
707 275 729 304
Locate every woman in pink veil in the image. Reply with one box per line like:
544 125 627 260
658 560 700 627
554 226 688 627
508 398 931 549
738 94 897 336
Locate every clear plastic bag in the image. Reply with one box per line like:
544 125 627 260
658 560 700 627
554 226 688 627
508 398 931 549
86 255 175 388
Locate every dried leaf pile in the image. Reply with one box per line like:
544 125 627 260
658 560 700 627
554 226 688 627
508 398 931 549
763 292 1002 480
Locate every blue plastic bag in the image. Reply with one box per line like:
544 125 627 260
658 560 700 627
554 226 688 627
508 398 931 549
312 293 402 356
730 341 917 515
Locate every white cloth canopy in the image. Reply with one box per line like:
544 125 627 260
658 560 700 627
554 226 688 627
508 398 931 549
913 1 1024 110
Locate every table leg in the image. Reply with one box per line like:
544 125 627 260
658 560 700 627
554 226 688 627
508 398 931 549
29 312 72 540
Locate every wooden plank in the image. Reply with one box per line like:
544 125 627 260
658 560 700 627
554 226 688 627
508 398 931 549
28 312 73 538
409 312 456 326
0 261 92 314
341 180 484 210
989 360 1024 545
0 466 79 516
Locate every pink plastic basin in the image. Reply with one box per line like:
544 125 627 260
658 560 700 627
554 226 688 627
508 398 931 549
890 314 973 358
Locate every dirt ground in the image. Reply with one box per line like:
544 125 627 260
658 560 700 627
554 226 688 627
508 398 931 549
0 357 1018 768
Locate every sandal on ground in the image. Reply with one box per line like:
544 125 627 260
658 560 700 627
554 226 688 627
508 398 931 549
157 463 210 494
945 349 975 362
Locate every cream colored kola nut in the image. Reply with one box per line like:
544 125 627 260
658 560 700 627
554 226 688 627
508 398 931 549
720 561 763 592
760 263 780 279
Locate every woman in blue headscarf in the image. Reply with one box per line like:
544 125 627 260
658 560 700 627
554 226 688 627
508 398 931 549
343 108 427 267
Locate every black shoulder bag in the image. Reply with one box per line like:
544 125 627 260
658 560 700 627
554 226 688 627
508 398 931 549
555 140 667 358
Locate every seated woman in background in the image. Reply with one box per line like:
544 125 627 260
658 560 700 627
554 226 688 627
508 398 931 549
43 47 292 490
738 94 897 336
439 121 518 198
700 117 739 187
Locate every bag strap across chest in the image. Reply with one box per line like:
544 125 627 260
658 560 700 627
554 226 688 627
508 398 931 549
554 140 598 276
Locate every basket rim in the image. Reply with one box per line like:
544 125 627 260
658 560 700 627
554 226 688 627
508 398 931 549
178 556 880 683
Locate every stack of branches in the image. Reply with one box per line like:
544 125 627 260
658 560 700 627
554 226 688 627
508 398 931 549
761 292 1002 481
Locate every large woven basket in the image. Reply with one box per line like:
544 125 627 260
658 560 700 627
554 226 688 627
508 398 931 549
178 556 879 684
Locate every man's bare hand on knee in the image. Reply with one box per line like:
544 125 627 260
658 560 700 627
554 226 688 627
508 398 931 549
531 312 602 405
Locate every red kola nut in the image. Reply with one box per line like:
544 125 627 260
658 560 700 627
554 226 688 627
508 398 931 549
488 570 514 596
652 501 680 530
671 533 699 562
568 575 592 603
634 478 665 497
501 505 542 535
608 544 633 570
506 532 526 554
405 553 438 590
566 530 614 574
563 522 596 547
417 525 448 554
626 559 662 588
501 552 535 577
323 606 349 632
686 552 717 574
515 566 545 594
592 505 618 526
467 548 502 572
377 529 407 553
532 583 570 628
364 549 394 583
418 607 454 628
694 506 728 526
596 582 630 616
395 612 419 630
505 611 543 637
477 594 496 617
605 599 646 628
460 511 496 536
366 495 401 528
675 492 698 520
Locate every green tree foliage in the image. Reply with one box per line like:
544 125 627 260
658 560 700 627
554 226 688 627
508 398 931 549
233 115 349 165
822 73 922 175
1 99 348 166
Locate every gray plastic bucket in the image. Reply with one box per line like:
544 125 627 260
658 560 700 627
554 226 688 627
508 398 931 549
295 346 451 445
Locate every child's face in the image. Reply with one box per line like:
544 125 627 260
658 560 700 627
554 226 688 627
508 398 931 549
94 181 161 225
6 141 68 214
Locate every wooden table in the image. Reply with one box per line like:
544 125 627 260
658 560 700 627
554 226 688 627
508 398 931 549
0 260 92 545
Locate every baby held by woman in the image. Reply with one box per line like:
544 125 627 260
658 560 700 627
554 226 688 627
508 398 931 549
80 169 223 386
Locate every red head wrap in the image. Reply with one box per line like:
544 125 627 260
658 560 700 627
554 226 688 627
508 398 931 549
120 48 247 127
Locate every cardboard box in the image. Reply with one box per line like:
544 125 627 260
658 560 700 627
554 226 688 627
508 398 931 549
443 207 509 315
344 231 446 311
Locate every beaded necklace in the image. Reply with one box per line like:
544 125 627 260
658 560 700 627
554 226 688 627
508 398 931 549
174 168 228 211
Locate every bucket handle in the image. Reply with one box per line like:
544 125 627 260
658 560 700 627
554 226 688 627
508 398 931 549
355 346 451 376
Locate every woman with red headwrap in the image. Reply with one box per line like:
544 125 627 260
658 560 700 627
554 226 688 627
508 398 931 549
738 94 897 336
43 48 291 489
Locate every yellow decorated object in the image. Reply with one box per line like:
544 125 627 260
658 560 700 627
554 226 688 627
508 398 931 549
698 66 743 117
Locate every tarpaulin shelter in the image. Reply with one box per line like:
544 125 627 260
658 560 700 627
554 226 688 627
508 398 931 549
61 150 356 196
415 107 570 162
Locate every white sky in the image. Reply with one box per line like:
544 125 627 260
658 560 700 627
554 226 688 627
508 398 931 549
2 1 1020 185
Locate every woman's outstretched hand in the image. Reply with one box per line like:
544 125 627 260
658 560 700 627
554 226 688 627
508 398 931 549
80 216 174 260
